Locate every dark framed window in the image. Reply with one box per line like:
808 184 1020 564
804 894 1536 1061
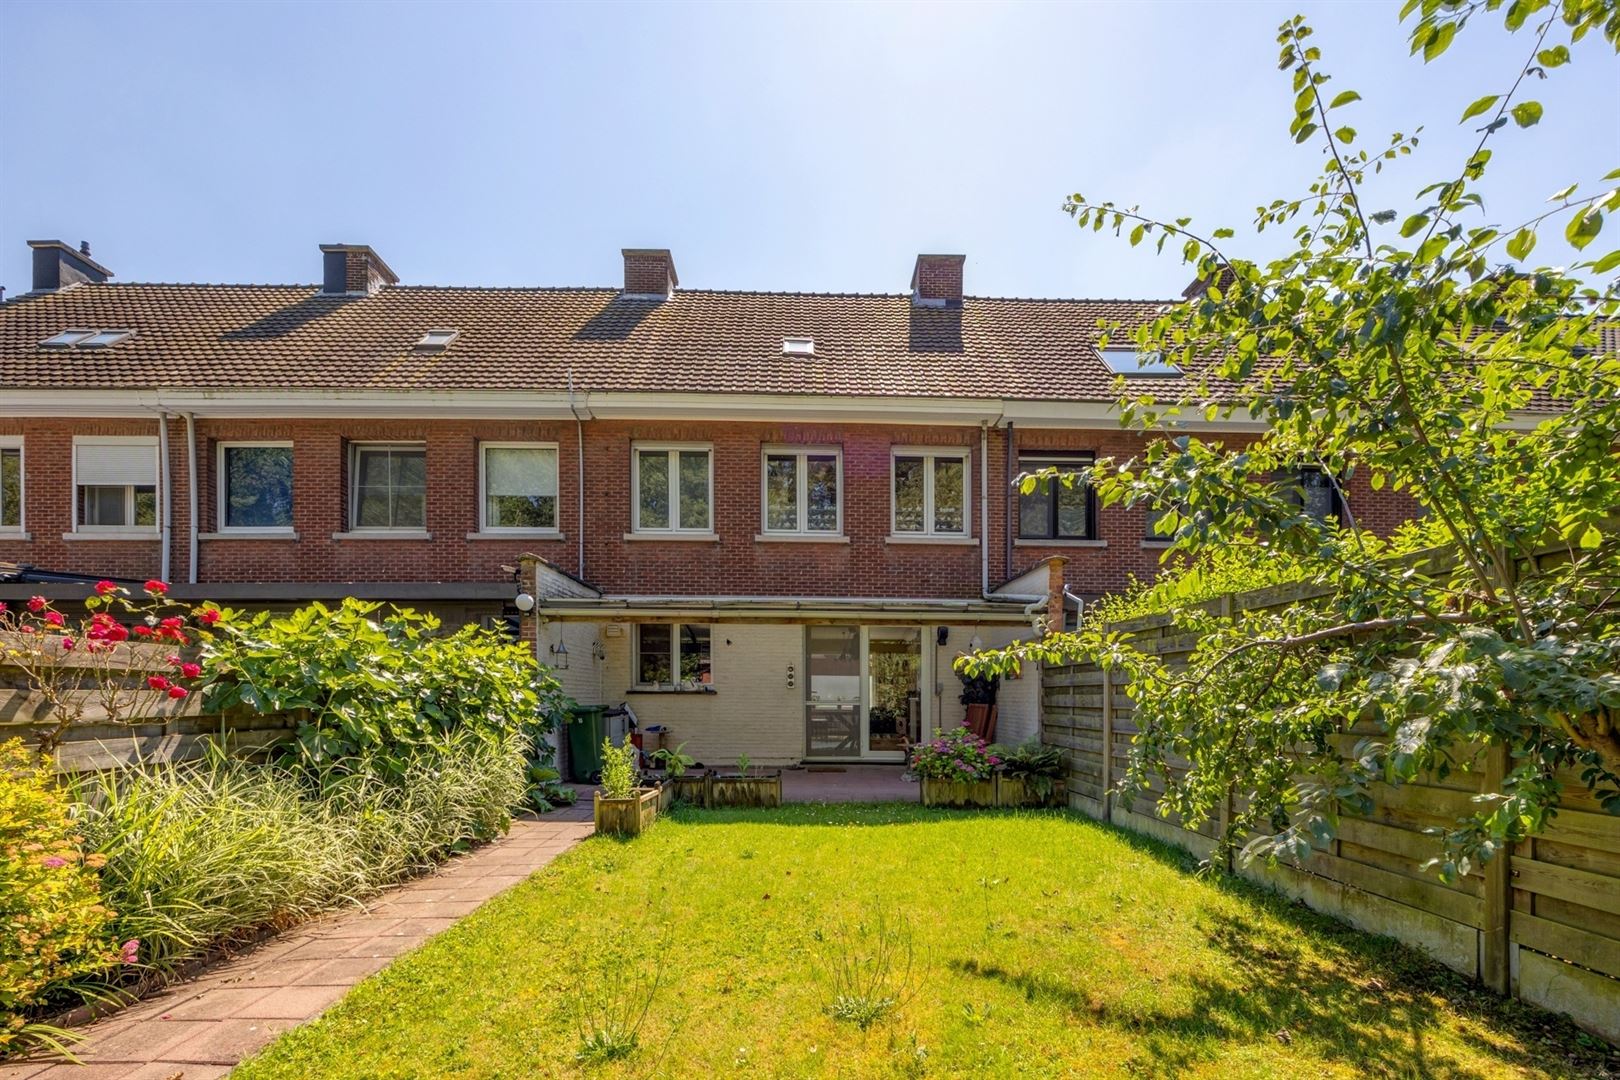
1288 467 1342 525
350 443 427 530
219 443 294 531
1017 455 1096 540
635 623 712 688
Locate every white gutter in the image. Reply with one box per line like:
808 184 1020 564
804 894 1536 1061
184 413 198 584
157 413 172 583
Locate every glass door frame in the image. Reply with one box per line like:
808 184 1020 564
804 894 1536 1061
804 624 932 762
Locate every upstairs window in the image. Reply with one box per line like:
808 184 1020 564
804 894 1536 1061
219 443 294 531
481 443 558 531
634 444 712 534
634 623 713 688
892 449 969 537
350 443 427 530
1289 467 1342 525
763 448 841 535
415 329 459 351
0 443 20 531
1017 455 1095 540
40 329 133 348
1099 346 1180 377
73 437 158 532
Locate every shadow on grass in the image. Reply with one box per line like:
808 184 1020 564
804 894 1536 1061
661 804 1610 1077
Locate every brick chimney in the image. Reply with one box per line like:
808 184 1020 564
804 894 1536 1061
911 253 965 307
1045 555 1070 635
320 244 398 296
28 240 113 292
622 249 678 299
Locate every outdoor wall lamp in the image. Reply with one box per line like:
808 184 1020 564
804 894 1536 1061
549 640 569 670
513 591 536 614
592 640 606 661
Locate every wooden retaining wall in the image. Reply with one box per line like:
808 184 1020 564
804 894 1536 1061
1042 581 1620 1046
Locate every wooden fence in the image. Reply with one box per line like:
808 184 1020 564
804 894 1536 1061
1042 580 1620 1047
0 638 297 774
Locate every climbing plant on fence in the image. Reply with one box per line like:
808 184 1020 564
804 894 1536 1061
965 0 1620 879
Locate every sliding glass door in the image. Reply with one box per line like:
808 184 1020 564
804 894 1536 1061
804 626 927 760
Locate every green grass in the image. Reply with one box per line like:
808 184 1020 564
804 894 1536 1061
233 806 1612 1079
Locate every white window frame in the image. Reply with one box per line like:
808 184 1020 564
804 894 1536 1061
889 447 971 538
631 442 714 535
0 438 23 536
71 435 159 536
216 441 295 534
633 622 714 690
478 441 561 534
348 441 428 532
760 446 843 537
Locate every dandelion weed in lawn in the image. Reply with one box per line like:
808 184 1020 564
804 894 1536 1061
814 906 921 1031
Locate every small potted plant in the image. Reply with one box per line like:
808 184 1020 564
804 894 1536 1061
911 727 999 808
593 736 661 836
648 741 700 808
707 752 783 807
991 741 1065 807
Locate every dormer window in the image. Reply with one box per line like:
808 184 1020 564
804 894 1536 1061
1099 347 1180 376
415 329 459 351
40 329 133 349
783 336 815 357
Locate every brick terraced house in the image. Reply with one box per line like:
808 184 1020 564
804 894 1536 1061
0 240 1420 766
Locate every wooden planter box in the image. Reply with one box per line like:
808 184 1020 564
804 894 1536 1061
920 774 1066 808
593 787 661 836
656 781 675 812
706 771 783 808
668 774 709 805
920 776 998 808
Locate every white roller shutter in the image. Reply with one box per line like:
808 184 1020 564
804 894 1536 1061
75 439 158 486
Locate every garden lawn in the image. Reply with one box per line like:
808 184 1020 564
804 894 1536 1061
232 805 1612 1080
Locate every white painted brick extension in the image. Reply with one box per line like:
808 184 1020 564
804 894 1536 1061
546 620 1043 766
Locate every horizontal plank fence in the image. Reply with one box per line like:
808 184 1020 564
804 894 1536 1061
1043 578 1620 1047
0 639 298 774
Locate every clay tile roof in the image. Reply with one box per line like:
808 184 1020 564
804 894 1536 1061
0 282 1185 401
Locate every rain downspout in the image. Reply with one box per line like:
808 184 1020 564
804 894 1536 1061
184 413 198 584
157 413 172 584
983 413 1042 615
1004 419 1014 584
567 369 586 581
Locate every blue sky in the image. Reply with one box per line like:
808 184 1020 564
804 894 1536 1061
2 1 1613 300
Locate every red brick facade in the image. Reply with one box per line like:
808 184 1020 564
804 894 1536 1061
0 414 1421 600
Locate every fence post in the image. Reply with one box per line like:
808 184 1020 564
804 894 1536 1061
1100 664 1113 822
1217 594 1234 871
1481 742 1512 993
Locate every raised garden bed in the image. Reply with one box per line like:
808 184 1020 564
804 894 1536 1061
919 774 1064 809
593 787 661 836
707 771 782 808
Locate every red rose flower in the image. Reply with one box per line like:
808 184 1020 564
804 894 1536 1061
144 580 169 594
167 686 188 700
180 662 202 679
146 676 169 691
95 580 119 596
160 616 184 629
26 596 47 613
133 626 153 637
60 637 76 651
44 610 65 627
198 608 222 625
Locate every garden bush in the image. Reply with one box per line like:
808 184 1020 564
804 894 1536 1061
75 730 527 974
909 727 998 783
0 739 125 1057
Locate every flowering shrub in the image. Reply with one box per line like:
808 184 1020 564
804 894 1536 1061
909 727 999 783
202 598 564 776
0 739 124 1058
0 581 220 754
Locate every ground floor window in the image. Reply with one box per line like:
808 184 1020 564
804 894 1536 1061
635 623 712 688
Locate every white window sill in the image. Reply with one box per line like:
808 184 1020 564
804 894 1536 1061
755 533 850 544
622 532 719 542
466 531 565 541
62 531 159 541
627 685 717 695
1014 538 1108 548
885 534 976 546
199 530 299 541
0 531 31 542
330 530 433 541
1141 539 1175 549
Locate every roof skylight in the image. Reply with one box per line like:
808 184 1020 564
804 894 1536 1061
782 336 815 357
40 328 131 348
1099 346 1180 377
415 329 459 351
